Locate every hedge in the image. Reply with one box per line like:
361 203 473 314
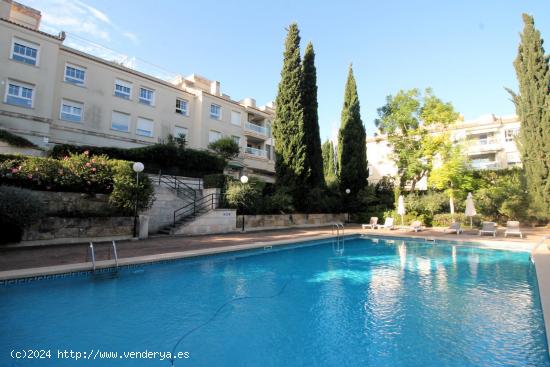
0 129 37 148
0 186 44 244
0 152 155 214
49 143 226 178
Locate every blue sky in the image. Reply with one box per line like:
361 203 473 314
27 0 550 141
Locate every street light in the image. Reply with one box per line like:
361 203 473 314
345 188 351 224
132 162 144 238
240 175 248 232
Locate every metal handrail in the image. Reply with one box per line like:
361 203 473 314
173 193 223 226
332 223 345 254
88 242 96 273
111 240 119 268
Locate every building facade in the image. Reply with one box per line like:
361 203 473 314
367 114 522 188
0 0 276 181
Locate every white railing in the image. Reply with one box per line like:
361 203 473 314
470 160 500 170
245 122 268 136
245 146 267 158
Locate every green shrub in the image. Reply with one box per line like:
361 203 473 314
203 174 235 189
0 153 155 214
432 213 482 228
225 180 261 214
208 137 240 160
49 143 226 177
0 186 44 244
0 129 37 148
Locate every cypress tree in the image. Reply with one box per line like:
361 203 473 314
508 14 550 215
302 42 325 187
337 65 368 196
272 23 309 198
322 139 337 185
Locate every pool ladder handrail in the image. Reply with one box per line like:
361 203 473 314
88 240 120 273
332 223 345 254
530 236 550 264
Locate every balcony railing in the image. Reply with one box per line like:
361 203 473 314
470 160 500 170
245 147 267 158
245 122 268 136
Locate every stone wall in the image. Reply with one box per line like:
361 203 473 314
35 191 113 216
174 209 237 235
240 213 347 229
23 217 132 241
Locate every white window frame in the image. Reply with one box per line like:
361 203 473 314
209 130 222 143
11 38 39 66
231 135 241 146
60 99 83 123
64 63 86 86
111 111 130 133
4 80 34 108
139 87 155 106
174 126 188 139
210 104 221 120
136 117 154 137
114 79 132 100
176 98 189 116
231 110 241 126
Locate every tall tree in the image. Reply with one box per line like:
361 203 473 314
272 23 309 199
322 139 337 186
302 42 325 188
375 88 458 194
507 13 550 216
337 65 368 196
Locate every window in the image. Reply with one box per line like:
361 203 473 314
174 126 188 139
232 135 241 146
114 79 132 99
136 117 154 137
5 81 34 108
64 64 86 86
139 87 154 105
231 110 241 126
111 111 130 132
11 39 38 65
505 128 519 142
176 99 188 115
210 104 221 120
60 100 83 123
209 130 222 143
266 143 271 160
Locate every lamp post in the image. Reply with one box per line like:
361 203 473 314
345 188 351 224
240 175 248 232
132 162 144 238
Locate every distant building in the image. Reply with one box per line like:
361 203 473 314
0 0 275 181
366 114 522 189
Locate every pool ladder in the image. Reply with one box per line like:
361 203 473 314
332 223 345 255
87 241 119 273
530 236 550 264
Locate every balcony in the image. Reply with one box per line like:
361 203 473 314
466 138 502 155
470 160 500 170
245 122 268 137
245 146 267 158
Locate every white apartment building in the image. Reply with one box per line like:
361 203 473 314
0 0 276 181
367 114 522 189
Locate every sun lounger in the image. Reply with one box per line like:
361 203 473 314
445 222 462 235
362 217 378 230
504 221 523 238
376 217 394 230
410 220 423 232
479 221 497 237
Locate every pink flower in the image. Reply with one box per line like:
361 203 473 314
85 162 91 167
91 158 96 163
83 150 89 155
27 174 32 179
92 167 96 172
11 168 18 173
63 156 69 161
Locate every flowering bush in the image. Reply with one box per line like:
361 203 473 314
0 153 154 212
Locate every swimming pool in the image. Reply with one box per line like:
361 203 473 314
1 236 549 366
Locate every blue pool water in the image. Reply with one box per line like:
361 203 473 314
1 236 549 366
